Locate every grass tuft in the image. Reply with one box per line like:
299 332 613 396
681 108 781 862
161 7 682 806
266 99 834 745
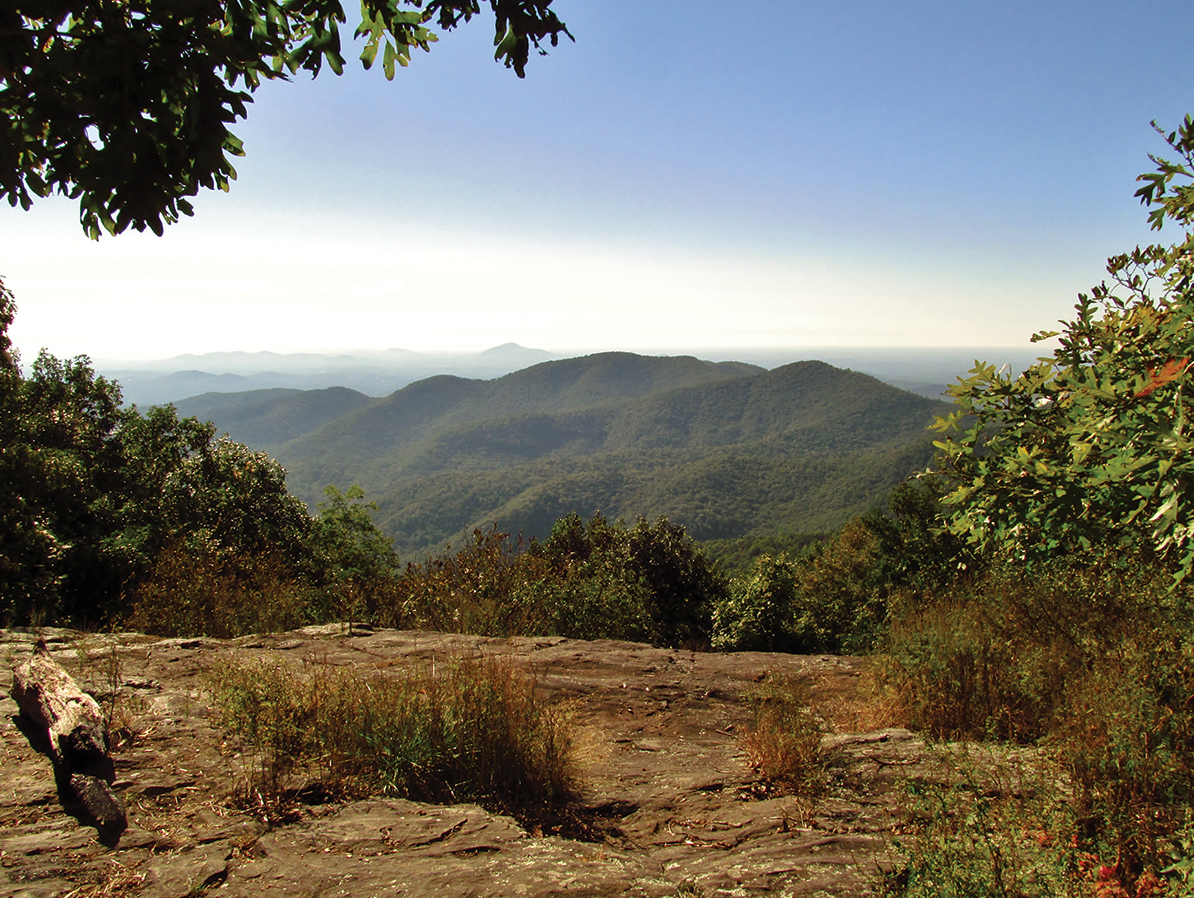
206 652 575 823
741 672 825 792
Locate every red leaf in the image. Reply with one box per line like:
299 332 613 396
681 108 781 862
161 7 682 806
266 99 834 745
1135 356 1190 397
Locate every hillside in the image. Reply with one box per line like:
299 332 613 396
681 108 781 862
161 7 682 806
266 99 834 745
173 386 374 447
171 353 950 559
272 353 764 464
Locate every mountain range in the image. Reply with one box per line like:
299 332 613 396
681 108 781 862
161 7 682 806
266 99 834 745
102 344 1053 408
104 344 559 407
173 352 952 560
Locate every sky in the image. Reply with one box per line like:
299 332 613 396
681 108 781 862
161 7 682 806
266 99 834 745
3 0 1194 363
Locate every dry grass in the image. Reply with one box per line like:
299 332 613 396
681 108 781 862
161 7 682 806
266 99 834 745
742 672 825 792
206 652 576 823
811 659 904 734
127 543 316 639
62 859 147 898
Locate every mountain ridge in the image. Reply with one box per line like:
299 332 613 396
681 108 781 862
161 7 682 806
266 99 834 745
168 352 950 559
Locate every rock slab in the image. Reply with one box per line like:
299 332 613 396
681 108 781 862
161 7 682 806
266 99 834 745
0 627 924 897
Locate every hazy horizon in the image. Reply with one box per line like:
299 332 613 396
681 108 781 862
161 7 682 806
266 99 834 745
72 343 1055 409
87 342 1049 373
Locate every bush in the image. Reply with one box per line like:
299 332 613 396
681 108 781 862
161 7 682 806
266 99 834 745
882 553 1194 885
126 540 321 638
787 478 970 655
308 484 402 624
888 748 1079 898
517 572 657 643
711 478 968 655
380 526 554 635
788 518 892 653
620 514 727 647
536 512 727 647
711 554 797 652
383 514 728 648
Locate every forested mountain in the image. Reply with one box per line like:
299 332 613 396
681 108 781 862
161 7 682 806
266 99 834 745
173 387 374 448
182 353 762 457
175 352 949 559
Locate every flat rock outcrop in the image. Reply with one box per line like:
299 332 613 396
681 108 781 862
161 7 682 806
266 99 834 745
0 626 931 897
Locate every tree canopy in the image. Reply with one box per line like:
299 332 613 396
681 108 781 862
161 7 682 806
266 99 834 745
933 116 1194 578
1 0 570 238
0 279 405 627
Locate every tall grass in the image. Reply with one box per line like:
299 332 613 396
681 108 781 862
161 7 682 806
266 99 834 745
207 653 575 821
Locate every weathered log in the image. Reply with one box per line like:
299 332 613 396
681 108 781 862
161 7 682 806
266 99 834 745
11 639 127 831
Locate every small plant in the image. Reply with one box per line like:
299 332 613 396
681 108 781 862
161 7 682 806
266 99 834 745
206 652 576 822
70 634 136 749
207 658 314 816
741 672 825 792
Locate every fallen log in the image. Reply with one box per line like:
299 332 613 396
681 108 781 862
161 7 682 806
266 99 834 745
11 639 127 832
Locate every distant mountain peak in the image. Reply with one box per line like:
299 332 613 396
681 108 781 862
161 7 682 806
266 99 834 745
479 343 552 358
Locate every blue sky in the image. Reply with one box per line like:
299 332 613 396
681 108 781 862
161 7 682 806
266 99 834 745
3 0 1193 361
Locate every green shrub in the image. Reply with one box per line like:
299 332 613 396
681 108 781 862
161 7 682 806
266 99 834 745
517 571 658 643
536 511 728 646
708 478 968 655
125 483 402 638
536 512 727 647
620 514 726 647
787 518 892 653
308 484 402 624
712 554 797 652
